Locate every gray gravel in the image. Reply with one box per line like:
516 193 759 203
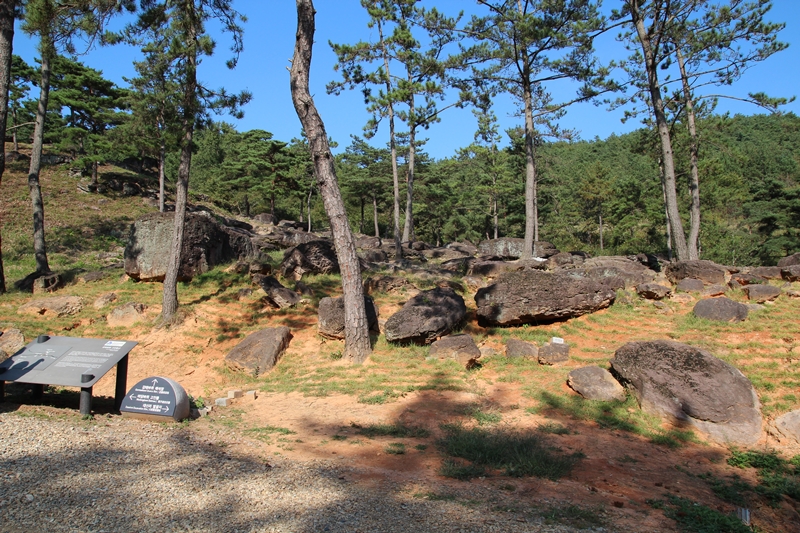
0 412 599 533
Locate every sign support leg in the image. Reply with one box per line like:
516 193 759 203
114 355 128 412
32 384 44 400
0 381 4 402
79 386 93 416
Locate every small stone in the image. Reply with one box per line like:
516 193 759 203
539 341 570 365
215 397 230 407
245 390 257 400
25 494 34 503
228 390 243 399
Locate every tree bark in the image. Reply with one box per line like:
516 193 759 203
0 0 14 292
291 0 371 363
27 45 52 275
630 1 689 260
401 70 416 243
676 46 701 260
377 19 402 258
158 135 166 212
161 4 198 322
372 193 379 238
521 65 538 259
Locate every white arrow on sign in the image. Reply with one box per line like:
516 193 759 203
151 378 159 387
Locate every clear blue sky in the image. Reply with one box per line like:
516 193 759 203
12 0 800 159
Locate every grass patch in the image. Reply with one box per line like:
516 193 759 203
540 504 605 530
649 495 750 533
243 425 295 441
537 422 571 435
385 442 406 454
436 422 582 480
727 449 800 505
351 422 431 439
465 404 502 425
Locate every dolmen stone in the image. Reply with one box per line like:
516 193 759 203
777 252 800 268
125 212 253 282
749 267 782 280
665 260 727 285
253 274 301 309
384 287 466 344
702 284 728 297
636 283 672 300
578 256 657 288
279 240 339 280
505 339 538 359
568 366 626 402
225 327 292 376
782 265 800 282
363 275 418 295
318 295 379 340
429 334 481 368
477 238 559 259
611 340 762 445
676 278 705 293
106 302 147 327
693 297 748 322
474 270 616 327
18 296 83 317
771 410 800 444
538 339 570 365
743 284 781 303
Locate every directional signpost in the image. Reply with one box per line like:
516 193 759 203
0 335 137 415
119 376 190 422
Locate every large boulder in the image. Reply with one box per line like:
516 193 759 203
474 270 616 327
253 275 301 309
782 265 800 282
567 366 626 402
429 334 481 368
477 238 558 259
363 275 418 295
676 278 705 293
279 240 339 280
384 287 466 344
636 283 672 300
611 340 762 445
317 296 379 340
505 339 538 359
18 296 83 317
224 327 292 376
693 297 748 322
0 329 25 357
749 267 782 280
125 212 253 282
772 410 800 444
665 260 727 285
106 302 147 327
777 252 800 268
743 284 781 303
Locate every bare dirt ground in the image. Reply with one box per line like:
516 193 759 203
37 296 794 533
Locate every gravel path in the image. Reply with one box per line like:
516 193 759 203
0 411 600 533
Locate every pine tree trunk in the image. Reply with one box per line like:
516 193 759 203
599 215 603 251
378 19 402 258
161 9 198 322
0 0 14 292
359 197 364 234
631 3 689 260
676 47 701 260
27 45 52 275
402 92 415 243
372 194 379 238
158 135 166 212
291 0 371 363
521 69 538 259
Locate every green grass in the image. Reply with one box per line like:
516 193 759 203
244 425 296 442
385 442 406 454
539 504 606 530
436 422 582 480
351 421 431 439
648 495 750 533
727 449 800 506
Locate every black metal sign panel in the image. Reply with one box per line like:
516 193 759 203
0 336 137 387
119 377 179 417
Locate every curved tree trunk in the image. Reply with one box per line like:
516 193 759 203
630 2 689 260
0 0 15 292
27 45 52 275
291 0 371 363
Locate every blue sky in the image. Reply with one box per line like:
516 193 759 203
12 0 800 159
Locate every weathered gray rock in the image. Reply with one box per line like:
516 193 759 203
359 249 388 263
224 327 292 376
568 366 626 402
702 284 728 297
579 257 657 288
422 247 471 262
730 272 767 286
772 410 800 444
363 275 418 295
749 267 783 280
0 329 25 357
125 212 254 282
693 297 748 322
782 265 800 282
505 339 538 359
18 296 83 317
474 270 616 327
547 252 584 269
446 242 478 255
279 240 339 280
538 341 570 365
78 271 106 283
252 213 276 225
355 236 382 249
468 261 519 278
676 278 705 293
30 272 65 294
636 283 672 300
477 238 558 259
611 340 762 445
665 260 727 285
317 296 379 340
93 292 118 309
384 287 466 344
429 334 481 368
106 302 147 327
777 252 800 268
253 275 301 309
744 284 781 303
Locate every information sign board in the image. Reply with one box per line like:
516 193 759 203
120 376 189 422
